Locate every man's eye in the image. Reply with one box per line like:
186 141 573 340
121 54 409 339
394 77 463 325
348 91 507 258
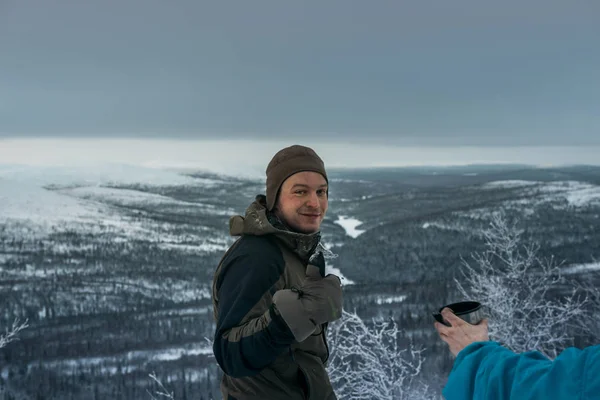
317 190 326 196
295 191 306 195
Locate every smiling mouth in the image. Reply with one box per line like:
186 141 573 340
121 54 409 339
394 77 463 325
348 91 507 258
301 213 321 217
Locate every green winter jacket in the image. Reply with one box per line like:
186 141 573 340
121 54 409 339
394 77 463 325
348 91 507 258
212 195 337 400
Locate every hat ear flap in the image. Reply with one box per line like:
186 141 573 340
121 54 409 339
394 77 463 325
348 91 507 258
270 187 282 211
266 182 283 211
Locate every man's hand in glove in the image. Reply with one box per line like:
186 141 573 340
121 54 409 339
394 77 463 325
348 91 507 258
272 252 343 342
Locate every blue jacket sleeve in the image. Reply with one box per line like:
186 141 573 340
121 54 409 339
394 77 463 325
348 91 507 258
443 341 600 400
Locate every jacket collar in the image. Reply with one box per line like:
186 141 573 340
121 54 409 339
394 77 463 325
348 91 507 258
229 195 320 263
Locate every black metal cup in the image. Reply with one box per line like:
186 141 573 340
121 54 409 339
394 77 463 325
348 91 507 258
432 301 484 327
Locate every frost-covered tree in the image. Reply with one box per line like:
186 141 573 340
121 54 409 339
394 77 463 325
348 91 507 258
327 310 436 400
147 372 175 400
0 318 28 349
148 312 436 400
588 287 600 343
0 319 29 397
576 275 600 344
456 213 588 359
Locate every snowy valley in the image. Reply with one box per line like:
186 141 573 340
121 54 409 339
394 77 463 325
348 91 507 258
1 164 600 399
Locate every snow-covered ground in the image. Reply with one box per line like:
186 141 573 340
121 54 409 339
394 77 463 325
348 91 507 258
482 180 600 208
62 186 196 206
0 165 236 250
562 262 600 275
0 343 214 378
0 178 108 229
560 183 600 207
0 184 231 247
157 240 231 253
0 164 202 188
422 221 467 232
375 295 408 305
334 215 366 238
60 186 235 215
459 180 600 223
483 180 540 189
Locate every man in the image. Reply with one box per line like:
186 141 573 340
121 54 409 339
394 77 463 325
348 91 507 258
212 145 343 400
434 308 600 399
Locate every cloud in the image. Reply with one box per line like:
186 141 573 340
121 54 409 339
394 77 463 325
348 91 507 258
1 1 598 143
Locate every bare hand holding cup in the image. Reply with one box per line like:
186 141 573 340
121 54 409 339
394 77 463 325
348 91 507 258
434 308 489 357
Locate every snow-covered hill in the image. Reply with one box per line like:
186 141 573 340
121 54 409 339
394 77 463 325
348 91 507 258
0 164 203 187
483 180 600 208
0 178 103 222
0 165 239 245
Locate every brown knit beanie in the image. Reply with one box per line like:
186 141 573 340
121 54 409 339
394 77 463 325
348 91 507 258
266 145 328 211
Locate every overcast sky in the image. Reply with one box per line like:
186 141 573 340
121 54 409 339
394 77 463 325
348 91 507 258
1 0 599 146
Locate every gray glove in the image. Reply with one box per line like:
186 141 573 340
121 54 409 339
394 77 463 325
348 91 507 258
273 262 343 342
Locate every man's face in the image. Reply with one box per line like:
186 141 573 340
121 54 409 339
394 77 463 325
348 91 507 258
274 171 328 234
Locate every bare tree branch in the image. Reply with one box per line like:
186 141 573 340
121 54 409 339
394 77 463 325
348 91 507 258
147 372 175 400
0 318 29 349
456 212 588 359
327 310 437 400
574 279 600 343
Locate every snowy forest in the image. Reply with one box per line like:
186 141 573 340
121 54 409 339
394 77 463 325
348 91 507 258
1 164 600 399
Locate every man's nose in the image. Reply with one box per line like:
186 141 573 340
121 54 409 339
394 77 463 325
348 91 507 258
305 192 319 208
